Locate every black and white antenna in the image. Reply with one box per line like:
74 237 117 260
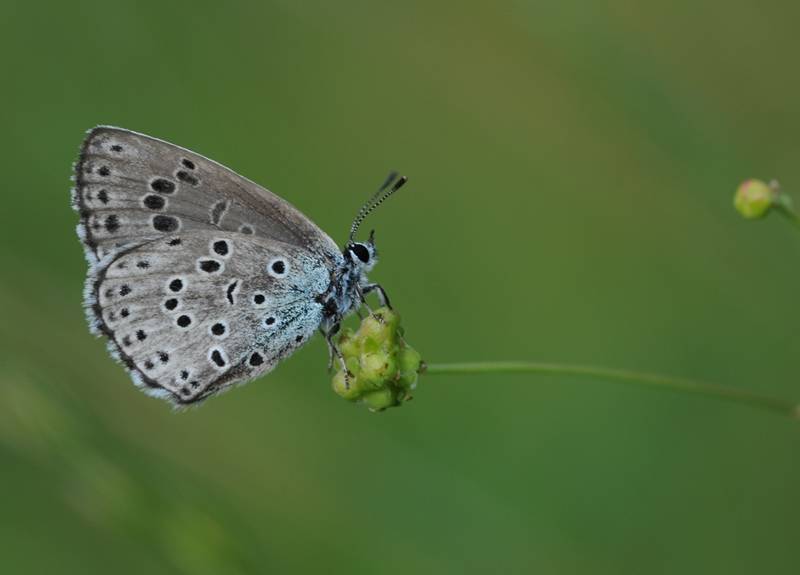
348 171 408 243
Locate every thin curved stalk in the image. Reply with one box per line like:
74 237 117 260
424 362 799 419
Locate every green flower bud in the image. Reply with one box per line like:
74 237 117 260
396 370 417 391
331 307 424 411
338 328 360 358
358 352 396 389
399 346 422 374
345 356 361 377
362 387 397 411
396 346 422 390
332 370 361 401
734 179 775 219
361 334 383 355
375 308 402 332
358 313 395 344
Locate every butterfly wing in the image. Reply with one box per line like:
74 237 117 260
88 231 333 405
72 127 347 405
72 126 341 265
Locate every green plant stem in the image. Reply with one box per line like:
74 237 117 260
773 193 800 231
776 206 800 231
424 362 799 419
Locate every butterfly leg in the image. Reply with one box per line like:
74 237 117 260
323 323 353 388
362 283 392 309
322 323 340 371
355 285 375 316
321 328 335 371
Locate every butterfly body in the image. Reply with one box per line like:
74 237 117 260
72 127 394 406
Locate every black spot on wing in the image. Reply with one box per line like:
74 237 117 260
226 281 238 304
210 200 229 225
212 240 228 256
210 349 226 367
199 259 221 273
176 170 199 186
105 214 120 233
143 194 166 210
153 215 179 232
151 178 176 194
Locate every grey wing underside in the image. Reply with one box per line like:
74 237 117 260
85 232 330 406
71 127 342 405
71 126 340 264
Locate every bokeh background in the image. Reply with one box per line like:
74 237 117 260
2 1 800 573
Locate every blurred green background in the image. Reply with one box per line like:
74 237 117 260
2 1 800 573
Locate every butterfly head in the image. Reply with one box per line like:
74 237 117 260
345 229 378 273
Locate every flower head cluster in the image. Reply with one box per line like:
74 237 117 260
332 307 423 411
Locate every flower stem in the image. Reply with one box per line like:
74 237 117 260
775 203 800 231
772 185 800 231
424 362 799 419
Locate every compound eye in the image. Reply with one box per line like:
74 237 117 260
350 243 370 264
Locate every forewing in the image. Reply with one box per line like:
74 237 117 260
86 231 331 406
72 126 340 265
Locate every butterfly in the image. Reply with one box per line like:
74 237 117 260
71 126 406 406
